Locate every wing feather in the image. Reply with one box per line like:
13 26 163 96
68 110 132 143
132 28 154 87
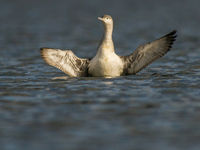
121 30 177 75
40 48 90 77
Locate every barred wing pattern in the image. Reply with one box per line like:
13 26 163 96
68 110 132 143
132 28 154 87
121 30 177 75
40 48 90 77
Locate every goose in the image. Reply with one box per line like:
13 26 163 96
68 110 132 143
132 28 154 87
41 15 177 77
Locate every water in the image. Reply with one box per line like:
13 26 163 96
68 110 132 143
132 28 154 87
0 0 200 150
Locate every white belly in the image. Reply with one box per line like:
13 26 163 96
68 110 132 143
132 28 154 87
88 53 123 77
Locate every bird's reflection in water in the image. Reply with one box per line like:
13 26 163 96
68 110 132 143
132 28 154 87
52 76 69 80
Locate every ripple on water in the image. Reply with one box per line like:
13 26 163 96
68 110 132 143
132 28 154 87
1 0 200 150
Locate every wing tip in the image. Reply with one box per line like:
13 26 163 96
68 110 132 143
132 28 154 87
40 47 46 59
164 30 177 51
40 47 48 54
40 47 52 65
40 47 51 52
169 30 177 35
166 30 177 40
40 47 48 50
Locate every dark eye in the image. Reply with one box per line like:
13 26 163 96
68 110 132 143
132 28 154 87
106 18 109 19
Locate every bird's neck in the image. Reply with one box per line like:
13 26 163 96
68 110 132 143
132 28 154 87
103 23 113 41
98 23 114 55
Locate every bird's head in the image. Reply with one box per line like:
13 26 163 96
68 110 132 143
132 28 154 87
98 15 113 25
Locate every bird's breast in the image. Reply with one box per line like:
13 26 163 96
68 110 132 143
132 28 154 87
88 53 123 77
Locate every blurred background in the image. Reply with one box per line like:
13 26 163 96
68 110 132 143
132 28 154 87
0 0 200 150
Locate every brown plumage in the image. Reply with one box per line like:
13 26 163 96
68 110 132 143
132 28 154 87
40 15 177 77
40 48 90 77
121 30 177 75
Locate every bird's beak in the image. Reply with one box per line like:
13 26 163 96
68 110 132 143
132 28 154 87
98 17 104 21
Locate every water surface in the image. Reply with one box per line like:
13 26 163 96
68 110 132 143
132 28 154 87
0 0 200 150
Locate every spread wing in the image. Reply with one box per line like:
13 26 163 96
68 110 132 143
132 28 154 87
40 48 90 77
120 30 177 75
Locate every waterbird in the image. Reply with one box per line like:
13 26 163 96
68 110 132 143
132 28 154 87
41 15 177 77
